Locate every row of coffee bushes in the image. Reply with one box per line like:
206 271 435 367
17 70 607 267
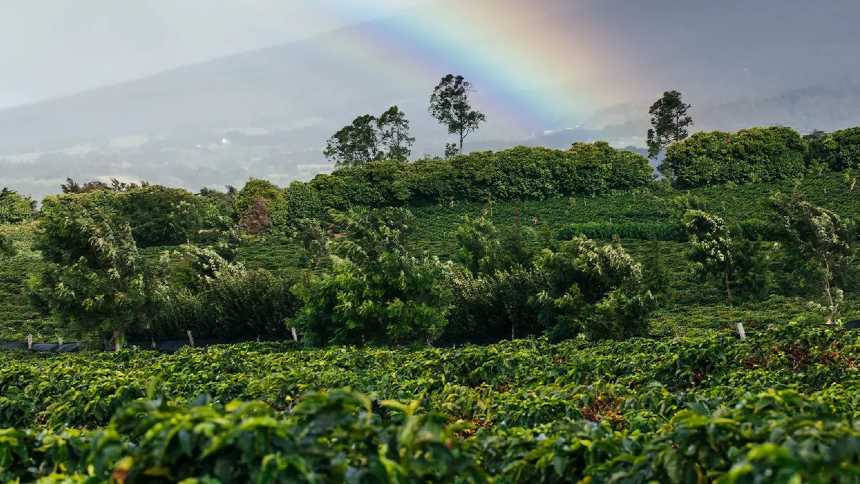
267 143 654 228
665 125 860 188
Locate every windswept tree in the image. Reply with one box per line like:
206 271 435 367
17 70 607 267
647 90 693 162
684 210 770 305
324 114 380 166
377 106 415 162
685 210 736 304
33 193 157 349
771 192 855 324
429 74 486 155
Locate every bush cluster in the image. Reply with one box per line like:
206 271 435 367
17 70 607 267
665 126 807 188
269 144 653 230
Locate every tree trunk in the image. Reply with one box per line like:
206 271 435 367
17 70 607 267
112 329 124 352
823 262 835 324
724 270 733 306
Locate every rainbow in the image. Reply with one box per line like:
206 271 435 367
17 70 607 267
316 0 630 132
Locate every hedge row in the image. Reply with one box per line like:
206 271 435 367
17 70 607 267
665 125 860 189
270 144 654 225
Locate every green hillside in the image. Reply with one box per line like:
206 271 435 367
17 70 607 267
2 137 860 481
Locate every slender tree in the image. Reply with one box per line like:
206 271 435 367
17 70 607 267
647 90 693 160
377 106 415 162
685 210 737 305
429 74 486 153
771 192 855 324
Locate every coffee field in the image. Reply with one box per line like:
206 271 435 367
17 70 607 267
1 320 858 482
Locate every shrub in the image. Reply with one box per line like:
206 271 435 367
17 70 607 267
812 126 860 171
150 246 297 338
535 236 654 340
271 181 324 231
291 146 653 220
294 254 452 346
293 207 453 346
446 264 545 343
666 127 807 188
117 185 230 246
568 141 654 193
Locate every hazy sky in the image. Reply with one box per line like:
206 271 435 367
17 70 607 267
0 0 425 108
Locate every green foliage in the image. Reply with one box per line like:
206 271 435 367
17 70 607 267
429 74 486 152
771 192 856 322
810 126 860 171
685 210 771 304
33 192 155 340
118 185 231 246
0 233 14 258
293 208 453 345
535 236 654 340
324 106 416 166
324 113 382 166
378 105 415 162
1 322 859 481
151 246 298 338
454 214 503 275
284 145 653 225
0 188 35 224
666 126 807 188
0 390 483 483
647 90 693 159
446 264 545 342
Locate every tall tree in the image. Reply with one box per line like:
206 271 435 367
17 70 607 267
647 90 693 160
33 193 156 350
377 106 415 162
324 114 380 166
429 74 486 154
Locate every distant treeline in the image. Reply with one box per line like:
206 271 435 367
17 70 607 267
665 126 860 188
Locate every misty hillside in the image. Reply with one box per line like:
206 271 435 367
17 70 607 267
2 0 860 199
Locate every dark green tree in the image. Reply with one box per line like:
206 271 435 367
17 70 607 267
429 74 486 153
0 233 14 258
293 208 452 346
535 237 654 340
324 114 381 166
647 90 693 161
377 106 415 162
33 193 156 349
